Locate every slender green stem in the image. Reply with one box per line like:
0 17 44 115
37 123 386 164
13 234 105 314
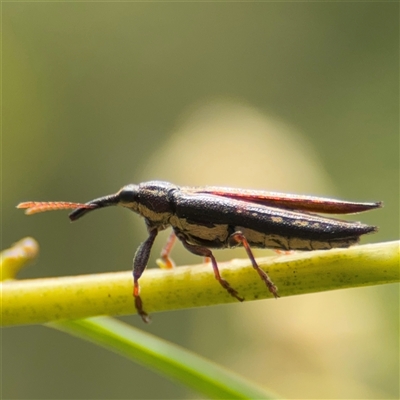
50 317 278 399
1 241 399 326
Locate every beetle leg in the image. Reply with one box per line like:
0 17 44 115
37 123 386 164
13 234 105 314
175 232 244 302
133 228 158 323
158 231 176 269
229 231 279 298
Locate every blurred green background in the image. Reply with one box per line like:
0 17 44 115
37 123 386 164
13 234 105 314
2 2 399 399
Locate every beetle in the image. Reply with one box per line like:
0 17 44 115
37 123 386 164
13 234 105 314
18 181 381 322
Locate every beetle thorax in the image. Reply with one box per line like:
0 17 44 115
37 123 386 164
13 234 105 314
136 181 176 226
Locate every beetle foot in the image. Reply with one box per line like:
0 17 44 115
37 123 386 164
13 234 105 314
219 278 244 302
265 279 279 299
135 295 151 323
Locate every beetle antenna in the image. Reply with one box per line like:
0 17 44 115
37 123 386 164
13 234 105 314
18 193 121 220
17 201 95 215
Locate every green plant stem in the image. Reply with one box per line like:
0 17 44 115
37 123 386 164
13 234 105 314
0 237 39 280
50 317 278 399
2 241 399 326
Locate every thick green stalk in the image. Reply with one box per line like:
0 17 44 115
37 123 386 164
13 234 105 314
2 241 398 327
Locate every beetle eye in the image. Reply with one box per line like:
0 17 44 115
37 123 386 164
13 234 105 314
118 185 139 203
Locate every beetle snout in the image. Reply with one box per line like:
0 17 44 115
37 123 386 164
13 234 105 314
69 193 120 221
